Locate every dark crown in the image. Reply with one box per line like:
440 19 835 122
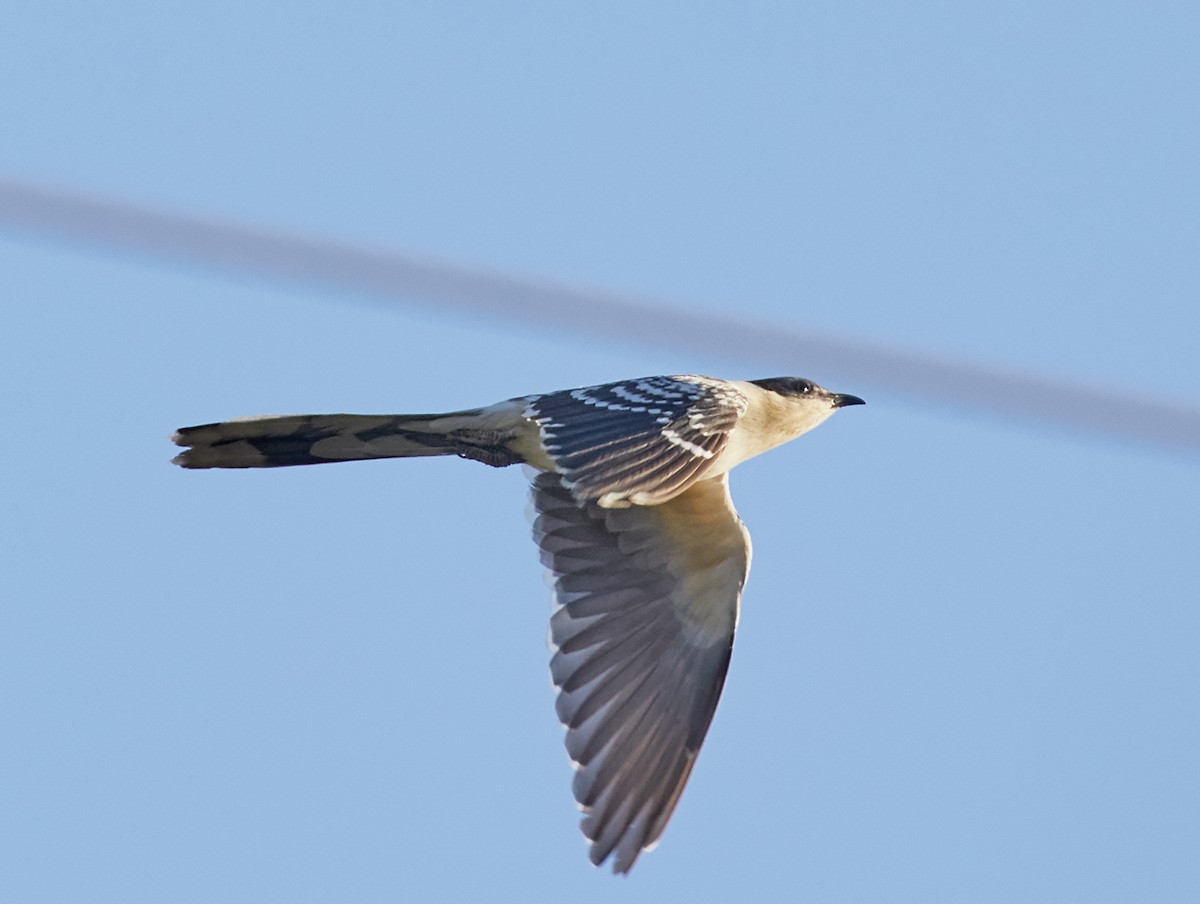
748 377 818 398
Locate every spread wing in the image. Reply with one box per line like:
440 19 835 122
530 469 752 873
524 375 748 507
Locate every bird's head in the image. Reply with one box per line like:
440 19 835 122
748 376 865 438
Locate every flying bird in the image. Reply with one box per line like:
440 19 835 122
172 374 865 873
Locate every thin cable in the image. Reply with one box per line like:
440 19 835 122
2 175 1198 457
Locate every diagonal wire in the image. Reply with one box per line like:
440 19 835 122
1 175 1198 457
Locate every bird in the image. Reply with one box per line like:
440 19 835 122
172 373 865 873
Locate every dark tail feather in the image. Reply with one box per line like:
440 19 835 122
171 410 513 469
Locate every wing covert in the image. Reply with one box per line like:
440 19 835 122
525 375 748 507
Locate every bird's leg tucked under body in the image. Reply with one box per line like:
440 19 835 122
447 428 525 468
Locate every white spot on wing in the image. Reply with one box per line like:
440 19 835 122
661 427 715 459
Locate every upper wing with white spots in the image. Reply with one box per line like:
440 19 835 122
524 375 748 507
530 469 751 873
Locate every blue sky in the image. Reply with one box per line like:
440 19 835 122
2 3 1198 902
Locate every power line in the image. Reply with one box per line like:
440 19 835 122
2 174 1198 457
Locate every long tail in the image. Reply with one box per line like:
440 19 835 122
172 408 526 469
